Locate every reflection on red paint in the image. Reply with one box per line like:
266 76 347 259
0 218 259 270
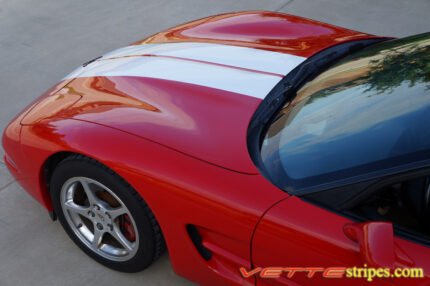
138 11 377 57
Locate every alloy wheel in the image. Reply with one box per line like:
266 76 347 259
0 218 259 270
60 177 139 261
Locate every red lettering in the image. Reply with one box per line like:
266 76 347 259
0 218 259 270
239 267 262 278
260 267 284 278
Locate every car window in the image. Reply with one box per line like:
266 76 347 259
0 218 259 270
348 175 430 242
303 170 430 244
261 33 430 192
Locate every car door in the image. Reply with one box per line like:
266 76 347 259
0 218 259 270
251 178 430 286
250 195 393 286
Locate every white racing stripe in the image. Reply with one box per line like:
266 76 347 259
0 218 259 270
64 56 283 99
102 42 306 76
64 42 307 99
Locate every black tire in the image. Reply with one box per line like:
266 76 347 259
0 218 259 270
50 154 165 272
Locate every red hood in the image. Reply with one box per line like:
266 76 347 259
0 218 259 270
22 11 378 173
138 11 375 57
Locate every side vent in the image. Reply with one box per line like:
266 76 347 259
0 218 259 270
186 224 212 260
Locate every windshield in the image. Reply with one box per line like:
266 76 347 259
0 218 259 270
261 33 430 193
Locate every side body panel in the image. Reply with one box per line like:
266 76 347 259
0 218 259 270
10 117 287 285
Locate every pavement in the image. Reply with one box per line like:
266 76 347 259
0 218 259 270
0 0 429 285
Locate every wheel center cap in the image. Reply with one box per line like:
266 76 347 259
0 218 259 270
91 205 112 228
98 213 105 222
93 206 104 219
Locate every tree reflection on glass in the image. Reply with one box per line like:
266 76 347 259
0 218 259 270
365 43 430 94
302 35 430 104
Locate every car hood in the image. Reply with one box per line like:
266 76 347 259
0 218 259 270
26 11 377 173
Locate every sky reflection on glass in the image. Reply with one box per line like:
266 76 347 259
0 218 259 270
261 34 430 189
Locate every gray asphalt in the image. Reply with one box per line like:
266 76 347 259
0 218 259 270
0 0 429 285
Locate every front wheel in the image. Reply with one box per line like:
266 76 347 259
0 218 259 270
50 155 165 272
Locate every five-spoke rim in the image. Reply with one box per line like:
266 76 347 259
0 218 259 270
60 177 139 261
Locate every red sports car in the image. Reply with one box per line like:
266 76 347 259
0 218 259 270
3 11 430 285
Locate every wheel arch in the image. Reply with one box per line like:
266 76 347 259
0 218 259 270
41 151 76 220
20 119 171 243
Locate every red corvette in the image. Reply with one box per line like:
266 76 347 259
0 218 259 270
3 11 430 285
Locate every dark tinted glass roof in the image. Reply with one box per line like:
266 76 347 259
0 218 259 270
261 33 430 192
